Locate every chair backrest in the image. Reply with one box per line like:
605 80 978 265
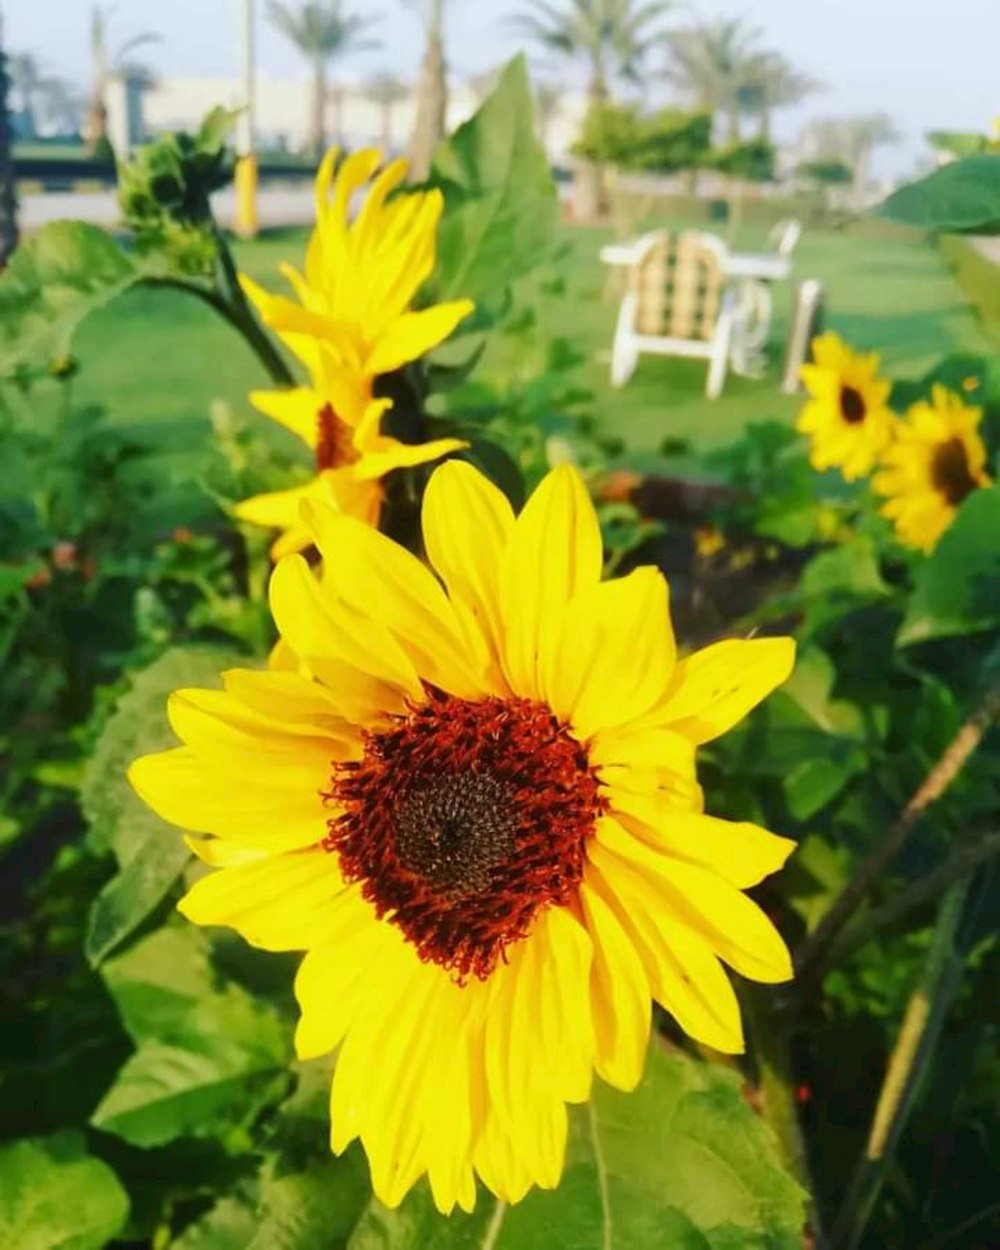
768 218 802 258
630 231 727 342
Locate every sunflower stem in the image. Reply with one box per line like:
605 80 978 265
744 986 827 1248
211 222 295 387
830 876 972 1250
795 683 1000 981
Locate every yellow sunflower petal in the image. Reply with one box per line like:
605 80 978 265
365 301 475 375
350 436 468 483
579 880 651 1090
605 797 796 889
656 636 795 743
178 847 345 950
302 503 490 698
546 567 676 738
500 463 603 698
248 387 321 448
422 459 516 678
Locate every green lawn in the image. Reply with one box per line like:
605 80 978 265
63 218 996 528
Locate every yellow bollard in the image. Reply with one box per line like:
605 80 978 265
234 153 259 239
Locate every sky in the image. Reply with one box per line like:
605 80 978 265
3 0 998 179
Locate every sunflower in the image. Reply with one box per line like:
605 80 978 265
873 384 991 553
798 332 896 480
240 147 473 389
234 349 466 558
130 462 796 1213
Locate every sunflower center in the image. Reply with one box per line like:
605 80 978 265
314 403 356 472
930 437 978 507
324 689 605 981
839 385 867 425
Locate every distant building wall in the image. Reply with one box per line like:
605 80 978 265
143 75 584 163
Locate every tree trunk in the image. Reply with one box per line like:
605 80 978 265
408 0 447 181
0 41 19 267
85 13 109 154
726 108 741 144
573 70 609 223
852 143 871 207
310 60 327 161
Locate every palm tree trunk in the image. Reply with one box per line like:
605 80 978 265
0 39 19 268
310 59 326 161
573 70 609 224
408 0 447 181
852 143 871 206
85 8 109 154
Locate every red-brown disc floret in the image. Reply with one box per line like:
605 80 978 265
324 688 606 981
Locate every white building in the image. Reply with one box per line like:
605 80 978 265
142 75 584 164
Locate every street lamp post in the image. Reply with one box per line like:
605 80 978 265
234 0 259 238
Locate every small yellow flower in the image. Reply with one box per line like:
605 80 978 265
130 462 796 1214
798 332 896 480
874 385 991 553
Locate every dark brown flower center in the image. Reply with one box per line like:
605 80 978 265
315 403 357 472
323 689 605 981
930 437 979 507
839 385 867 425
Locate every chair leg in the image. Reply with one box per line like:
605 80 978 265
610 297 639 387
706 314 732 399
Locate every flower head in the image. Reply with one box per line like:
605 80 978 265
130 462 796 1213
798 332 895 480
874 384 991 552
234 148 473 554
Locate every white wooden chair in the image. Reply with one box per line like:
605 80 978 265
609 230 735 399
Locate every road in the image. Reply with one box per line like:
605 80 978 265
19 185 318 231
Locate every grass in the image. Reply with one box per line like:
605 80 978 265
62 217 997 528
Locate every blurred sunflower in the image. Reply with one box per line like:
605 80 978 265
798 332 895 480
240 147 473 388
874 384 991 552
235 148 472 554
130 462 796 1213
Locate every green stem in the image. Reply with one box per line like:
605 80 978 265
796 685 1000 982
212 222 294 387
830 878 973 1250
744 986 826 1247
827 830 1000 968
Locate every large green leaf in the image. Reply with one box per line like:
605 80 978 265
172 1194 261 1250
425 55 558 323
81 646 245 966
0 221 141 374
0 1132 129 1250
877 153 1000 235
247 1152 371 1250
348 1043 806 1249
92 925 291 1147
898 487 1000 645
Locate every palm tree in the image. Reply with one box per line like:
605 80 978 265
532 77 563 150
515 0 672 219
406 0 449 181
86 7 160 152
735 52 820 142
268 1 379 161
8 52 45 139
664 16 762 142
0 26 18 268
365 71 409 151
515 0 673 112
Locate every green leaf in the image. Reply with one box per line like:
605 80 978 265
82 645 245 966
92 925 291 1147
799 536 889 630
898 487 1000 645
877 153 1000 235
0 222 140 374
173 1194 261 1250
783 835 850 934
348 1043 805 1249
248 1150 370 1250
425 55 558 322
0 1131 129 1250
